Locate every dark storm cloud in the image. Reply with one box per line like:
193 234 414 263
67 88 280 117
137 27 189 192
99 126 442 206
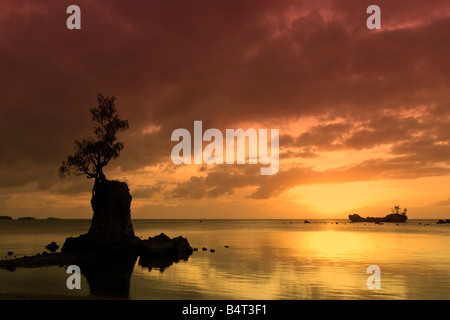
1 0 450 196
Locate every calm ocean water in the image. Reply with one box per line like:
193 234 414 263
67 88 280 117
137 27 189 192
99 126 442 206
0 219 449 299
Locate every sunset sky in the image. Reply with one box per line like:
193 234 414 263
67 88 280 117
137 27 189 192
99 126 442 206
1 0 450 219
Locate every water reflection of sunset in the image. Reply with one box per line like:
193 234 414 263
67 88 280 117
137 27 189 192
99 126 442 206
293 231 369 260
129 225 450 299
1 220 449 299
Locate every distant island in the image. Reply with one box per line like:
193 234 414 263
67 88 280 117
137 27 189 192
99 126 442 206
0 216 12 220
349 205 408 223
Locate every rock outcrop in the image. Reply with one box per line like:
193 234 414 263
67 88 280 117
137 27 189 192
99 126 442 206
60 179 193 259
62 180 141 254
139 233 192 256
349 213 408 223
45 242 59 252
138 233 193 272
89 180 135 239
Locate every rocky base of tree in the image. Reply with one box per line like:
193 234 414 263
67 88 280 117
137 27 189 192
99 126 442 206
60 180 193 257
0 233 193 298
62 232 142 255
88 180 135 238
61 179 139 255
0 234 192 271
61 232 193 258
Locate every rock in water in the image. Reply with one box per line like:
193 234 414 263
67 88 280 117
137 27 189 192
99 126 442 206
138 233 193 272
45 242 59 252
349 213 407 223
62 180 140 254
89 180 135 239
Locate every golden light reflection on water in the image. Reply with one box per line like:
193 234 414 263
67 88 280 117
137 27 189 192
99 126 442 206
1 220 450 299
296 230 370 260
130 227 450 300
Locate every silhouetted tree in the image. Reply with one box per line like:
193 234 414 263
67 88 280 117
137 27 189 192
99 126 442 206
391 205 407 215
59 94 129 187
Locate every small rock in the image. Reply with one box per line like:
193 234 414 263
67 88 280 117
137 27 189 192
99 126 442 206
210 249 215 253
7 251 13 256
193 248 198 251
224 245 229 248
304 220 310 224
42 251 48 256
45 241 59 252
202 247 207 251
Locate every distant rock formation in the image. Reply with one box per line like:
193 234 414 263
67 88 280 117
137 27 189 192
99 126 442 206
349 213 408 223
436 219 450 224
0 216 12 220
18 217 35 220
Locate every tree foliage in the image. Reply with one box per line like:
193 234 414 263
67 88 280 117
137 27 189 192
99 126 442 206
391 205 407 215
59 94 129 184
